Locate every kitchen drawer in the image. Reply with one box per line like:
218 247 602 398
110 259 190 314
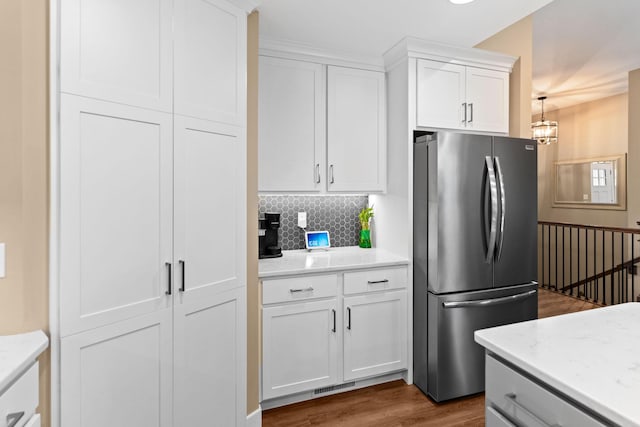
486 406 516 427
486 356 605 427
343 267 407 295
0 362 39 427
262 274 338 305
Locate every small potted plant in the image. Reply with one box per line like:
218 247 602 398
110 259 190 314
358 206 374 248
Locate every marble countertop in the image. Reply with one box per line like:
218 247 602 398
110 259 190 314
259 246 409 278
475 303 640 427
0 330 49 393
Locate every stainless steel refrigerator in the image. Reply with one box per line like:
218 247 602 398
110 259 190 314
413 131 538 402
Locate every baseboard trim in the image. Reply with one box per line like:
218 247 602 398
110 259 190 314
247 405 262 427
261 371 407 410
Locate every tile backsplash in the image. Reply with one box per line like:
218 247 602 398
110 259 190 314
258 195 369 250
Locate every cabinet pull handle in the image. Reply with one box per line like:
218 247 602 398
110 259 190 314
504 393 559 427
468 102 474 123
7 412 25 427
332 309 336 333
315 164 321 184
179 260 185 292
462 102 467 123
289 287 314 293
165 262 172 295
347 307 351 330
367 279 389 284
330 165 335 184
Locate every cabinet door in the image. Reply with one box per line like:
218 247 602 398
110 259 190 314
262 299 338 399
258 57 325 192
60 0 173 111
174 287 246 427
61 309 173 427
174 115 245 297
416 59 466 130
343 290 407 381
327 66 386 192
466 67 509 133
24 414 42 427
59 94 173 337
174 0 247 124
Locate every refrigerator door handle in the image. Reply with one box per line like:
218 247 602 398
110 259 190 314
442 289 537 309
485 156 498 263
495 156 506 261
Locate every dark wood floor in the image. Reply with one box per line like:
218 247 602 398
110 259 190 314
262 288 600 427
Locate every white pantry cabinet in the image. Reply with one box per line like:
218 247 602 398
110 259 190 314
327 66 386 193
60 0 174 112
174 0 247 125
416 59 509 133
258 56 325 192
258 54 386 193
57 0 249 425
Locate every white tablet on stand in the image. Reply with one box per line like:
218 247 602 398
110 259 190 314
305 231 331 251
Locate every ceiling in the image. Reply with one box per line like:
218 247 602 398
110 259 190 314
532 0 640 114
257 0 553 58
257 0 640 116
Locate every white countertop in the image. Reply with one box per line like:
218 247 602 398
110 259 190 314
475 303 640 427
0 330 49 392
258 246 409 278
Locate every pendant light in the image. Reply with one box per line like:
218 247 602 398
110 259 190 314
531 96 558 145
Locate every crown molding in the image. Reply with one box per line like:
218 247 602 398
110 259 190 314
259 37 385 72
384 37 517 73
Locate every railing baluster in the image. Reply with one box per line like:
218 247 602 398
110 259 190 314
602 228 607 305
611 231 615 305
548 225 551 290
562 226 566 292
633 232 636 303
555 225 558 291
593 229 596 302
577 227 580 298
584 228 588 299
541 224 545 288
622 232 625 303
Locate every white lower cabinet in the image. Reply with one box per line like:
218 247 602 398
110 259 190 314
61 310 173 427
343 290 407 381
485 355 606 427
261 266 408 403
262 299 339 399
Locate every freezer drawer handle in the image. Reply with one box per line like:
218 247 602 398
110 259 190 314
367 279 389 284
289 287 314 293
7 412 25 427
505 393 561 427
442 289 536 309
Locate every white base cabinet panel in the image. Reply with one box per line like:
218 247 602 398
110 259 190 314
343 290 407 381
174 286 246 427
262 299 339 400
61 310 173 427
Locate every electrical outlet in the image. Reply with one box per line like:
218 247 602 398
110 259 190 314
0 243 5 278
298 212 307 229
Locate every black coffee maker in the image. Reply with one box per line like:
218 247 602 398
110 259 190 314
259 212 283 259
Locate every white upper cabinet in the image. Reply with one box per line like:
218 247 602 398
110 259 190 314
416 58 509 133
59 94 173 337
174 0 247 125
258 53 387 193
465 66 510 133
327 66 386 193
416 61 466 130
60 0 173 112
258 56 325 192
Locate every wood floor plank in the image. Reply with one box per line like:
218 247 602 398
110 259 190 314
262 288 601 426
